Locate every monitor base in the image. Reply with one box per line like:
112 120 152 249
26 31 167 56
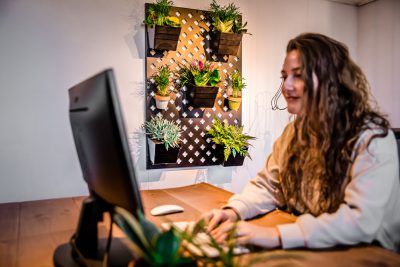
53 238 133 267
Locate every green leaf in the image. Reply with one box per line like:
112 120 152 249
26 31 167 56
206 118 255 162
153 65 172 96
155 229 181 265
113 208 153 262
209 70 221 86
143 116 182 149
113 213 148 260
194 73 209 86
138 211 162 247
177 61 220 87
209 0 248 34
144 0 175 27
231 149 237 158
192 219 206 236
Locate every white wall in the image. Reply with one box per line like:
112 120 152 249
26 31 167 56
0 0 145 202
358 0 400 127
0 0 361 203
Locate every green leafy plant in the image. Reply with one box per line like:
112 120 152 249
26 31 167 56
113 207 243 267
229 70 246 98
144 0 181 28
113 207 193 266
177 60 221 87
153 65 173 96
143 116 182 150
209 0 248 34
206 119 255 161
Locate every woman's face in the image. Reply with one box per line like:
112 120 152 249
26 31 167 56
281 50 305 114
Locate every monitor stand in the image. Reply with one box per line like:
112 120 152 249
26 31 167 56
53 196 133 267
53 238 132 267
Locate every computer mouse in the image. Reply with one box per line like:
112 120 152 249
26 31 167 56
150 204 184 216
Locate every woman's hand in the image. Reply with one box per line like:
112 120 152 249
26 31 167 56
203 208 239 232
211 220 282 248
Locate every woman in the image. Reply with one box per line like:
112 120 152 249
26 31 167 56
206 33 400 251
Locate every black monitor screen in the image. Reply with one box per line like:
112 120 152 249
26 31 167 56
68 69 143 216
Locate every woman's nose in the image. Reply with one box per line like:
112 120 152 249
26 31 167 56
283 76 294 92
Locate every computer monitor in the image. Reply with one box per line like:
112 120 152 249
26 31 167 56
56 69 143 265
69 68 143 215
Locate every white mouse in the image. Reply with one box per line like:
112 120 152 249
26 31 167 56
150 204 184 216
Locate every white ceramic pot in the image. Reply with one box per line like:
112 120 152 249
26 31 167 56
154 94 170 110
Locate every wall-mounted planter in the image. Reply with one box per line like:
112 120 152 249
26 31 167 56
154 94 170 110
228 96 242 111
145 5 243 169
210 31 242 56
222 154 246 167
220 146 248 167
148 25 181 51
188 85 219 108
148 138 180 164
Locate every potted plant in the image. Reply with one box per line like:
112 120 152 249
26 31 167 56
206 119 255 166
177 60 221 108
113 207 242 267
208 0 249 56
227 70 245 111
152 65 174 110
144 0 182 51
143 116 182 164
113 207 193 267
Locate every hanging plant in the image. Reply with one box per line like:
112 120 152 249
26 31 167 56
176 60 221 108
144 0 182 51
152 65 175 110
206 119 255 166
144 0 181 27
208 0 250 56
143 116 182 164
227 70 246 111
209 0 248 34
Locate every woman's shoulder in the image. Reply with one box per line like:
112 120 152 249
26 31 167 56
270 122 295 159
273 122 295 148
281 121 295 139
355 124 397 156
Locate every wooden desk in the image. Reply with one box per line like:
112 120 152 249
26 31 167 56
1 183 399 267
142 183 296 227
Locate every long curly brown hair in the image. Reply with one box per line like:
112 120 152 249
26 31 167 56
280 33 390 215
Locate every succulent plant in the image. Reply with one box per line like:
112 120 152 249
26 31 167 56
143 116 182 150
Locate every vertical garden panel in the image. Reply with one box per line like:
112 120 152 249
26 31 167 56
145 4 243 169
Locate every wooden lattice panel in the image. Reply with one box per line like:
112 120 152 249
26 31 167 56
145 4 242 169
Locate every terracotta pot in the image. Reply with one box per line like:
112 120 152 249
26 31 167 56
154 94 170 110
228 96 242 111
